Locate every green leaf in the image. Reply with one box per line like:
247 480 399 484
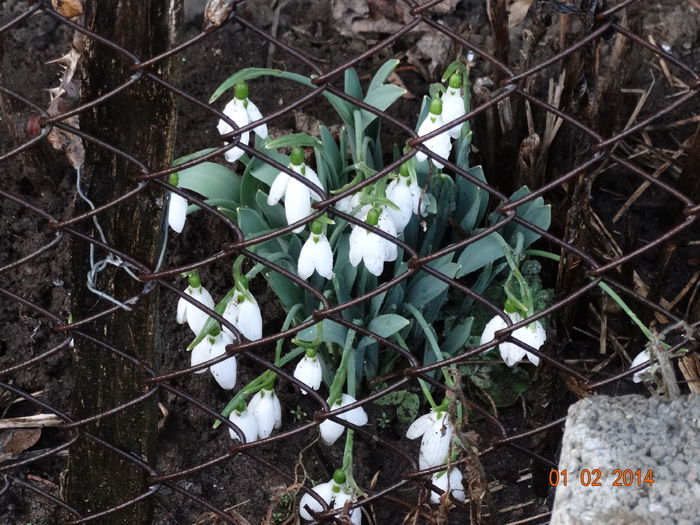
406 255 460 306
239 165 262 208
210 67 283 103
443 317 473 355
456 232 505 277
357 314 410 350
320 125 342 174
173 148 219 167
344 68 363 99
361 84 406 129
265 133 322 150
267 271 304 311
255 190 287 229
396 392 420 424
237 207 270 239
185 198 238 216
297 318 348 347
177 162 241 203
368 59 400 93
249 151 287 186
420 173 456 256
375 391 406 406
455 165 488 232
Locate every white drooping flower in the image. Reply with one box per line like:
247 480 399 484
299 480 334 521
298 222 334 280
319 394 368 445
299 471 361 523
415 98 453 169
217 81 267 163
190 330 237 389
176 277 215 336
248 388 282 439
430 468 466 504
168 191 189 233
333 488 362 525
228 405 259 443
406 410 454 470
440 72 466 139
386 165 424 234
267 147 324 234
222 291 263 341
293 350 323 394
348 206 398 277
630 350 654 383
480 311 547 367
335 192 361 214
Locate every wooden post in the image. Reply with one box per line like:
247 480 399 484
64 1 182 523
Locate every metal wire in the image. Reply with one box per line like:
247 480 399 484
0 0 698 523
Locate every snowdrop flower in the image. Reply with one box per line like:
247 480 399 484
299 470 360 523
293 348 323 394
217 81 267 163
167 173 188 233
348 206 398 277
630 350 654 383
440 72 466 139
228 404 259 443
416 98 452 168
333 487 362 525
430 468 466 504
299 480 334 521
480 311 546 367
190 329 237 389
176 274 215 335
319 393 368 445
386 164 423 233
248 387 282 439
406 410 454 470
335 192 361 214
298 221 334 280
267 147 324 233
222 291 263 341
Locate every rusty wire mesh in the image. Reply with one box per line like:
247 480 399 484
1 0 699 523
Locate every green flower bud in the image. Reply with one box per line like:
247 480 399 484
209 326 220 337
169 172 179 186
449 72 462 89
290 146 304 166
399 163 410 177
188 272 201 289
332 469 347 485
366 208 380 226
429 97 443 115
305 347 317 359
234 81 249 101
310 221 323 235
504 299 518 314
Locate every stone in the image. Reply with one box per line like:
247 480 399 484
550 394 700 525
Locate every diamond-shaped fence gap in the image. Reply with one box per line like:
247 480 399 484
2 0 699 523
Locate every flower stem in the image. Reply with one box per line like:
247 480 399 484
525 249 654 341
395 333 438 409
327 328 356 407
404 303 454 389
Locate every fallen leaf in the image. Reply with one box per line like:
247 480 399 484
51 0 83 18
508 0 534 27
0 428 41 457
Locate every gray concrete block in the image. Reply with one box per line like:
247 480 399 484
551 394 700 525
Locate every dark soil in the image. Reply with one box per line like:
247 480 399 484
1 1 698 524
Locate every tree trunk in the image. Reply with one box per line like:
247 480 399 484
64 1 182 523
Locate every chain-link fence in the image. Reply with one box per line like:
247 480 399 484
1 0 699 523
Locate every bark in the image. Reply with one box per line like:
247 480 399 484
64 1 182 523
